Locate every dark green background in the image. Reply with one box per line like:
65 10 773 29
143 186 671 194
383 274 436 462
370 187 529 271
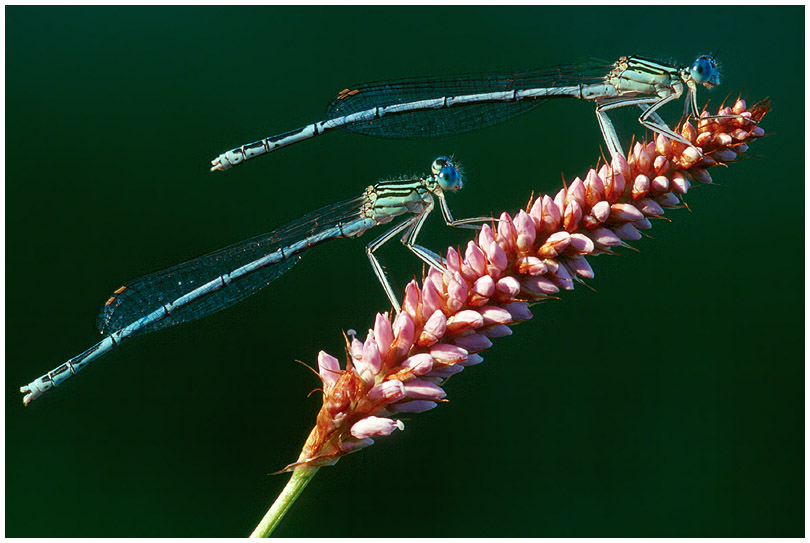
6 6 803 537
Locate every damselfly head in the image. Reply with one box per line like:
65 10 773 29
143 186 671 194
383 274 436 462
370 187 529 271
689 55 721 89
432 156 463 192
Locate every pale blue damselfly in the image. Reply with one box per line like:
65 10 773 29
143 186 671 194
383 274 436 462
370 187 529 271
212 55 737 171
21 157 484 404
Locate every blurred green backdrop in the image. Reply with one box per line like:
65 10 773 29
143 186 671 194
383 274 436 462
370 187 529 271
6 6 803 537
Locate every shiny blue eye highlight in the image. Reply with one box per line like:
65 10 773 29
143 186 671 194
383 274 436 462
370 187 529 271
690 55 721 87
438 166 462 191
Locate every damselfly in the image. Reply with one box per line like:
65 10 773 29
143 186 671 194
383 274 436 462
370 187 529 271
21 157 483 405
211 55 734 172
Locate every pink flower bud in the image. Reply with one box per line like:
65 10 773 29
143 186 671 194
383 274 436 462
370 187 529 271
403 379 447 401
497 212 517 253
568 233 594 255
514 210 536 251
541 195 562 232
605 170 626 202
485 241 508 273
549 262 574 290
632 174 650 200
317 351 341 389
637 198 664 216
390 310 415 360
402 281 421 317
696 131 713 147
421 279 444 317
651 175 670 193
597 164 611 187
503 302 532 321
636 141 652 173
563 200 583 232
374 313 393 356
340 438 375 452
478 223 495 248
554 188 566 217
653 155 670 176
362 335 382 375
368 380 405 403
465 241 488 277
400 353 434 375
613 222 641 241
349 335 364 361
679 146 701 168
670 171 690 194
590 226 622 247
590 200 611 223
691 168 712 184
566 255 594 279
611 153 631 181
418 310 447 346
446 309 484 335
584 169 606 207
459 353 485 365
480 325 512 338
426 266 444 289
566 177 586 207
521 275 559 296
446 273 468 313
729 128 750 141
459 258 479 284
390 400 437 413
536 231 571 258
514 256 547 276
713 132 732 147
472 274 495 298
656 133 672 156
714 149 737 163
446 246 462 274
350 416 404 439
454 333 492 353
479 305 513 326
698 154 717 168
681 121 697 144
495 276 521 298
610 202 644 223
429 343 468 364
427 364 465 379
528 197 545 232
657 193 681 208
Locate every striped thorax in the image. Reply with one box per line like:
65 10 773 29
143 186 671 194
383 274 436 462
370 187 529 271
363 156 463 225
607 56 685 99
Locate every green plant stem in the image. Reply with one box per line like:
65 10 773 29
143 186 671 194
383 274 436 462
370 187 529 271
250 466 320 537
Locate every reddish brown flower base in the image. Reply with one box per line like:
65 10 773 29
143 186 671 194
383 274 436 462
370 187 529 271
286 99 770 472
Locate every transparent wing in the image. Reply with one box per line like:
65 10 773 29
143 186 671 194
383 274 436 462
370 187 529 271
98 195 367 336
326 61 611 138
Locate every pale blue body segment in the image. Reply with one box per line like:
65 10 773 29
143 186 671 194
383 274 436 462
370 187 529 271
212 55 726 171
22 157 476 405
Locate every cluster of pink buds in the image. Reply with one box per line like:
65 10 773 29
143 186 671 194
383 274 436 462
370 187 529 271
286 99 769 471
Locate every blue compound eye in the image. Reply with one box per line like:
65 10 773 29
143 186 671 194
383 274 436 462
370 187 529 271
433 156 462 191
690 55 719 86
